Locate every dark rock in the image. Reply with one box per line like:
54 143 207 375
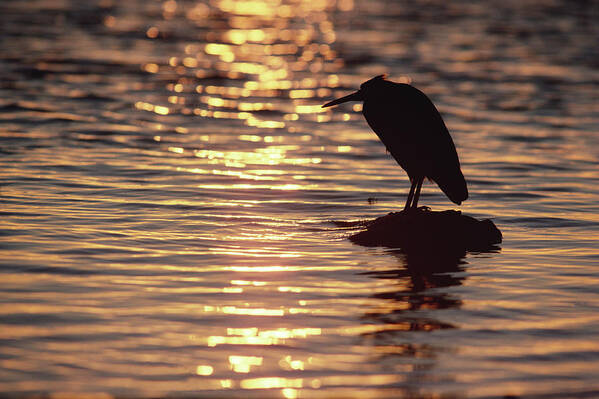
349 208 502 252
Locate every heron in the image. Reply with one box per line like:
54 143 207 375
322 75 468 210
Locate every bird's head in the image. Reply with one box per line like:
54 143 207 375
322 75 387 108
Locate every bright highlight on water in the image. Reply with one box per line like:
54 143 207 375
0 0 598 398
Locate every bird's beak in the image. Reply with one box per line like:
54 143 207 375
322 90 362 108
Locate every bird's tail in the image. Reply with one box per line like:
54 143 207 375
434 167 468 205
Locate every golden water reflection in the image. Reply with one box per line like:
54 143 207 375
139 0 352 154
2 0 598 396
185 245 469 396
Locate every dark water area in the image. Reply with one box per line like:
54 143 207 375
1 0 598 397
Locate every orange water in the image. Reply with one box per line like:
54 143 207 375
1 0 598 398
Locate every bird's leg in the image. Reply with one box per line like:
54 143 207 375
404 179 416 211
411 176 424 209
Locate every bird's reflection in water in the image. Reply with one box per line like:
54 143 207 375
359 248 467 376
363 249 466 320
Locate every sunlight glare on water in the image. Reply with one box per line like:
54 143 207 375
0 0 598 398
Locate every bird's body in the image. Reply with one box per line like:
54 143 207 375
323 75 468 209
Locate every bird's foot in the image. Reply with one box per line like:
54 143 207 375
403 205 430 214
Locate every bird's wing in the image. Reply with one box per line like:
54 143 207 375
411 92 468 204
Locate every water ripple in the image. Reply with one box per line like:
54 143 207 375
1 0 598 398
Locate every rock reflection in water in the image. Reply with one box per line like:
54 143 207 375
359 248 467 385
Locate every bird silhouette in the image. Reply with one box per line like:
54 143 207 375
322 75 468 210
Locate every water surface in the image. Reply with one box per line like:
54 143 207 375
1 0 599 397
